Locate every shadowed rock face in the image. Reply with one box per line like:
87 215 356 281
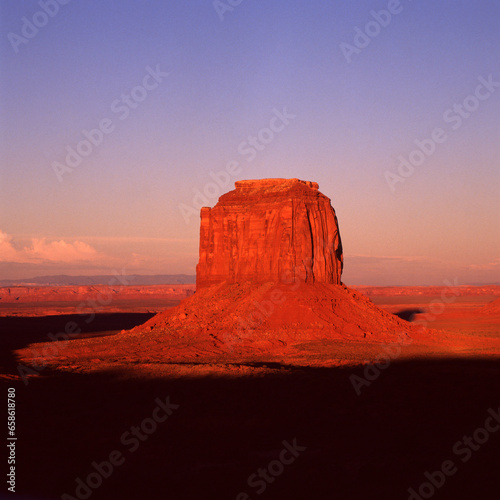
196 178 343 288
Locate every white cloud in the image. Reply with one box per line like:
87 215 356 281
346 254 437 264
0 230 99 264
24 238 98 263
467 258 500 271
0 230 198 278
0 231 18 262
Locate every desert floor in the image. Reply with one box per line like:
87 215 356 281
1 285 499 500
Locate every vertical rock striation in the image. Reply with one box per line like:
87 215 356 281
196 178 343 288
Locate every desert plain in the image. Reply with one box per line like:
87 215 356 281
2 280 500 500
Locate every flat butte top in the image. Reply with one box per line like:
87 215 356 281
217 178 326 204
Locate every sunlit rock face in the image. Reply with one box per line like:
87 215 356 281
196 178 343 288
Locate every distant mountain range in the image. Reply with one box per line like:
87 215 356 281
0 274 196 286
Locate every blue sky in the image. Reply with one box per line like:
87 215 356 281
0 0 499 285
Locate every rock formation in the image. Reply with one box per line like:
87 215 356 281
125 178 427 358
196 178 343 288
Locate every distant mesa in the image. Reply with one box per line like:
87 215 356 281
0 274 195 287
196 178 343 288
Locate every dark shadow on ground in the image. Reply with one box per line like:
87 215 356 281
0 313 155 372
2 355 499 500
393 308 425 322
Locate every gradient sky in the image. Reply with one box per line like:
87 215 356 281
0 0 499 285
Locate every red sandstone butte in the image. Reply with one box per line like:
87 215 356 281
124 178 436 349
196 178 343 288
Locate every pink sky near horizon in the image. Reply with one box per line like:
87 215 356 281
1 213 499 286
